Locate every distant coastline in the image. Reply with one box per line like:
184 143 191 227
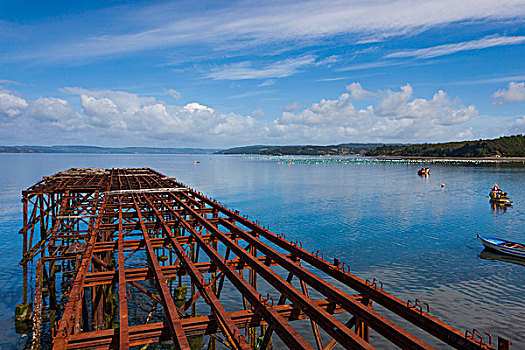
371 155 525 163
2 134 523 158
0 145 219 154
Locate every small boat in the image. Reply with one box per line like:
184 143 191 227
477 234 525 258
417 168 430 176
488 184 512 206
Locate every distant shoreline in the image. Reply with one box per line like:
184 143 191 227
371 155 525 163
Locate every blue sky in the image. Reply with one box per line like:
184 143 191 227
1 0 524 148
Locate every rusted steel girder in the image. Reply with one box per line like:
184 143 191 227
66 298 350 350
216 217 433 350
151 194 317 349
131 195 191 350
141 193 250 350
117 201 130 350
158 193 373 350
53 190 105 350
83 254 294 287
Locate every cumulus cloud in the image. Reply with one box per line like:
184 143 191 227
28 97 78 124
346 82 375 100
0 84 506 147
273 84 478 142
492 82 525 104
60 88 262 145
0 89 28 119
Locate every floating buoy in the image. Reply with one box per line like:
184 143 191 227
441 184 445 188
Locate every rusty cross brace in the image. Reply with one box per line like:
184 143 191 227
215 216 433 350
167 193 375 350
141 193 250 350
20 192 71 265
53 190 104 350
65 297 350 350
154 194 316 350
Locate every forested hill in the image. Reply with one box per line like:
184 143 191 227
366 135 525 157
218 144 382 155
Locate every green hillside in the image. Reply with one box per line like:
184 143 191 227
218 143 382 155
366 135 525 157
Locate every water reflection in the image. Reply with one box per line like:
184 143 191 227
479 249 525 267
491 203 509 213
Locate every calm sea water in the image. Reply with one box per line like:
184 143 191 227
0 153 524 349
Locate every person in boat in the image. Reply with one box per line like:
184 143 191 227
490 184 502 198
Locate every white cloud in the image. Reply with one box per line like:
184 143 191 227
227 90 273 100
273 84 478 143
0 84 514 147
338 60 405 72
19 0 525 60
251 109 265 118
316 76 353 82
167 89 181 99
385 35 525 59
259 79 276 87
28 97 78 123
508 115 525 133
346 82 375 100
183 102 214 113
206 55 316 80
60 88 263 145
492 82 525 104
0 79 22 85
282 102 301 112
0 89 28 119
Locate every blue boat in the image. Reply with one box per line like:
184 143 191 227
477 234 525 258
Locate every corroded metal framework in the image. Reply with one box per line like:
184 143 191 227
19 168 511 349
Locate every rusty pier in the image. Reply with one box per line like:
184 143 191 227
19 168 511 349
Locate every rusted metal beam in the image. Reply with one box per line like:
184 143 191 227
117 200 130 350
155 195 317 350
187 189 499 350
162 194 372 350
53 190 104 350
66 298 349 350
131 195 191 350
83 254 293 287
142 193 250 350
217 217 433 350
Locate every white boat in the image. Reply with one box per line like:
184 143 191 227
477 234 525 258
